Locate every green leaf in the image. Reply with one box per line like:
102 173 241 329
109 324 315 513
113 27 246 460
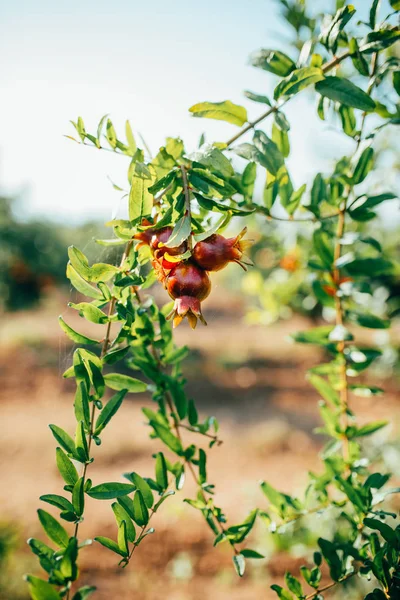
369 0 380 29
318 538 343 581
272 122 290 158
300 565 321 589
105 119 117 148
274 67 324 100
260 481 289 516
198 448 207 485
350 312 390 329
241 161 257 201
117 520 129 556
360 29 400 53
155 453 168 490
49 425 77 457
88 360 105 398
194 146 234 178
233 553 246 577
149 420 183 455
25 575 62 600
104 373 147 393
320 5 356 54
352 194 396 216
58 316 99 345
129 168 154 222
163 213 191 248
68 302 108 325
188 399 198 426
72 477 85 516
349 38 369 76
350 384 384 398
292 326 333 345
72 586 97 600
37 509 69 548
68 246 91 279
283 183 306 215
189 100 247 127
365 473 390 491
250 48 296 76
153 490 175 512
94 536 127 556
103 346 130 365
339 104 356 137
345 257 398 276
309 173 327 215
124 472 154 508
240 549 265 559
313 229 334 268
285 572 303 597
27 537 54 564
308 374 339 405
315 77 376 112
89 263 119 283
244 90 271 105
166 137 184 160
270 584 294 600
390 0 400 9
56 448 79 485
354 421 388 438
117 495 136 520
74 383 91 430
125 120 136 154
68 247 119 283
364 518 399 547
87 482 136 500
394 71 400 96
75 421 89 462
133 490 149 526
112 502 136 542
39 494 75 513
335 477 366 512
352 147 374 184
94 390 126 435
253 130 285 176
66 264 103 300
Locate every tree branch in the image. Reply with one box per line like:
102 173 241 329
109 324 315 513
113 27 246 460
226 49 352 148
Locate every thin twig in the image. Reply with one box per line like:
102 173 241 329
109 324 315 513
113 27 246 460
226 50 352 147
179 423 222 445
252 204 339 223
304 571 356 599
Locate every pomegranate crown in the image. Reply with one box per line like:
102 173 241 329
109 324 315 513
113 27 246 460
167 296 207 330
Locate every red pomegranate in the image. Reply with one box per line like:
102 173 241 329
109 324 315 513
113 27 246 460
151 227 187 270
192 227 252 271
165 262 211 329
133 218 155 247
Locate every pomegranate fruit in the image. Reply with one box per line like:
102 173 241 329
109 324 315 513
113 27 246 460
165 262 211 329
192 227 252 271
151 227 187 270
133 218 155 247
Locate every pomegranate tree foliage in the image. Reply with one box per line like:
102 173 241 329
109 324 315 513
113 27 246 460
26 1 400 598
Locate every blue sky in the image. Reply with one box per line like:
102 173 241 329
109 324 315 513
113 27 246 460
0 0 384 223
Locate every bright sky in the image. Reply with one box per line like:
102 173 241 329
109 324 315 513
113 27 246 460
0 0 385 224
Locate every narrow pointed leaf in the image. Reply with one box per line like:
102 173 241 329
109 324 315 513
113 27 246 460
37 509 69 548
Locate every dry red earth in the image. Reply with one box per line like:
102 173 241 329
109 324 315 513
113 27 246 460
1 294 399 599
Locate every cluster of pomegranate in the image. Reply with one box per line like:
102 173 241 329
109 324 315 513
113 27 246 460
135 224 251 329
